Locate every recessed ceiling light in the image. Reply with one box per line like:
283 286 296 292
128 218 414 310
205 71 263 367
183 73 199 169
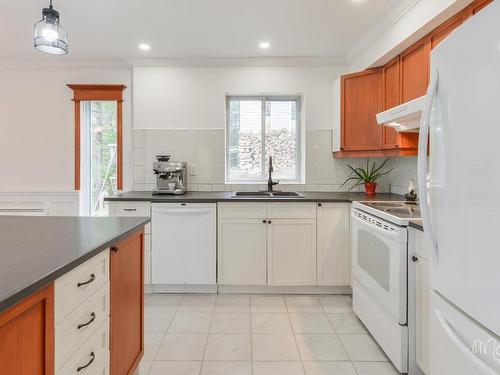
139 43 151 51
259 41 271 49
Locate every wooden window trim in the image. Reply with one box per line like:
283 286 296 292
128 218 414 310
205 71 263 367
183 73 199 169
67 84 127 191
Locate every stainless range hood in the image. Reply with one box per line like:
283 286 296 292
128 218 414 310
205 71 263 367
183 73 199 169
376 96 425 132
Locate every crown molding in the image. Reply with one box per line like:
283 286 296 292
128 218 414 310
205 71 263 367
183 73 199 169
345 0 420 66
127 56 347 68
0 58 131 70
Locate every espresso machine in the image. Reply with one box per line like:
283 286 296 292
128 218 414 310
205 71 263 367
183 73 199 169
152 155 188 195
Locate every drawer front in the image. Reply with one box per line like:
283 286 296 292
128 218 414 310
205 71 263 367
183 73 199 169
218 202 267 219
267 202 317 219
414 229 431 261
109 202 150 217
55 284 109 370
57 319 109 375
55 250 109 323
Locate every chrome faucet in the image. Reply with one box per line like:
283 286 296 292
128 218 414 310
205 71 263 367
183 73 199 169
267 156 279 192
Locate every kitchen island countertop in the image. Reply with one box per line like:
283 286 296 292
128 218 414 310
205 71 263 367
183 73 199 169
0 216 150 313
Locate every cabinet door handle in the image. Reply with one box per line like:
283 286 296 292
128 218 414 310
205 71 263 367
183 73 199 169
124 208 137 212
111 246 118 253
77 352 95 372
77 312 96 330
318 203 322 207
412 255 419 262
268 220 272 224
77 273 95 287
262 219 267 224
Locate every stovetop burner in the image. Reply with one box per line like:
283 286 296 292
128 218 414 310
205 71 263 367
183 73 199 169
353 201 421 226
363 202 421 219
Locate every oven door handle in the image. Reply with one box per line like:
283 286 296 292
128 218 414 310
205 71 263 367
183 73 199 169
351 214 398 238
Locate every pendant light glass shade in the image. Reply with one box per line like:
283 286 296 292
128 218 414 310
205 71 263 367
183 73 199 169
34 1 68 55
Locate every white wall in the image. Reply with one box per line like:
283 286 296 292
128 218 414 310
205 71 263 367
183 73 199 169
348 0 472 71
0 64 133 192
133 66 345 130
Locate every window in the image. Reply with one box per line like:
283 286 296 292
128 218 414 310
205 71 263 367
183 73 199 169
226 96 301 183
67 84 126 216
80 101 118 216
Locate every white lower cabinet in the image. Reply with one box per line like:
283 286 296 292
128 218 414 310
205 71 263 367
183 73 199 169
317 203 350 286
267 218 317 286
218 202 350 288
412 229 431 374
218 218 267 285
55 249 110 375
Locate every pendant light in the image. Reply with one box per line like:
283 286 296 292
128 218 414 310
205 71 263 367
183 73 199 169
33 0 68 55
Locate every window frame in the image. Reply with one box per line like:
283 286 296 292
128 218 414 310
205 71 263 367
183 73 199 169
67 84 126 191
225 95 302 184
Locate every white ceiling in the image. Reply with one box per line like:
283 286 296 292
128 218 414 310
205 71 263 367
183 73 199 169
0 0 405 61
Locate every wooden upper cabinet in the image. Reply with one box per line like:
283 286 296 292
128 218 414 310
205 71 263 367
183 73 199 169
382 57 401 149
340 69 383 151
110 230 144 375
334 0 490 158
401 38 429 102
0 284 54 375
467 0 493 16
430 11 467 50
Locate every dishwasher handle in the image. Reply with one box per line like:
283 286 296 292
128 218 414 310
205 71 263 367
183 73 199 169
153 208 214 215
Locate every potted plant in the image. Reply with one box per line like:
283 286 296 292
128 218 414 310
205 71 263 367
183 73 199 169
339 159 393 195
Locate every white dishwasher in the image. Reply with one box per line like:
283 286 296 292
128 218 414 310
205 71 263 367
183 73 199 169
151 203 216 292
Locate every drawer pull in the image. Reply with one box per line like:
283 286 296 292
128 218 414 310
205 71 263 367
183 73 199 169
77 312 96 330
77 352 95 372
77 273 95 287
124 208 137 212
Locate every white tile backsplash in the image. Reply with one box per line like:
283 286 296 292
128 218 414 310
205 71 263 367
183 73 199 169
133 129 417 194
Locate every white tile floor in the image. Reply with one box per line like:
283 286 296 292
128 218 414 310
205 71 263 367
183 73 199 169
136 294 400 375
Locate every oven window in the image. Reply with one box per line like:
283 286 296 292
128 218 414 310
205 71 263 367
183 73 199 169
358 229 390 291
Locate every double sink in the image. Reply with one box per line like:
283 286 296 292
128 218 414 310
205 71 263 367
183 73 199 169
232 191 305 198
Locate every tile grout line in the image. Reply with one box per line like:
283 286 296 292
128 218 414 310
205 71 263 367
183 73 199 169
320 296 362 375
249 294 254 375
198 296 216 375
145 293 185 375
286 297 307 375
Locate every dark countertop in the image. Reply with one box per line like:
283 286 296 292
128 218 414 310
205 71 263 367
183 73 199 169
0 216 150 313
104 191 406 203
410 219 424 231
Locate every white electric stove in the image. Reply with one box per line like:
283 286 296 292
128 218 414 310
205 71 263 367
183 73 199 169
351 201 422 374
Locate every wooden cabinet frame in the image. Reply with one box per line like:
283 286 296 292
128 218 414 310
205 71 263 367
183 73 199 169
67 84 127 190
334 0 492 159
0 284 54 375
340 69 384 153
110 229 144 375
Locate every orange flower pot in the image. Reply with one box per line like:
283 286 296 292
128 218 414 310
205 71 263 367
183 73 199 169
364 182 377 195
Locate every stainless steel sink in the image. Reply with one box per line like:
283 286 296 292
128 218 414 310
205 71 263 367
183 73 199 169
233 191 273 197
232 191 304 198
271 191 304 197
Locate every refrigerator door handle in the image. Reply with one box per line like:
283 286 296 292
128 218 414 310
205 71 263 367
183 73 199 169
435 310 499 375
418 69 439 259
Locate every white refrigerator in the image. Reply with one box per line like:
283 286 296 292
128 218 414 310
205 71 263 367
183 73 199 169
418 1 500 374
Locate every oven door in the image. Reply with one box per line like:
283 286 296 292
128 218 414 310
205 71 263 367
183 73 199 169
351 208 408 324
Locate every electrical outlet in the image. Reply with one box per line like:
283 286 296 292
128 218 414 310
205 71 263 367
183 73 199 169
190 165 197 176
